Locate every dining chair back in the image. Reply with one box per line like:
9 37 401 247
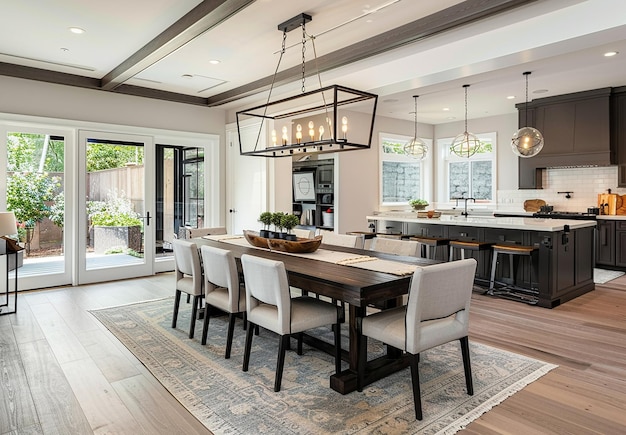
292 228 314 239
318 229 361 248
171 239 203 338
200 245 246 358
369 237 420 257
184 226 227 239
358 258 477 420
240 254 341 392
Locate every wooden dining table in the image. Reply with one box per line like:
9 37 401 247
193 236 437 394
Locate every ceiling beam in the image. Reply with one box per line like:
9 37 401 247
206 0 539 107
100 0 256 91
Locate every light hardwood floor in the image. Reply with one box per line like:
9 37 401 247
1 272 625 434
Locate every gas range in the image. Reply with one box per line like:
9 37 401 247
532 211 597 220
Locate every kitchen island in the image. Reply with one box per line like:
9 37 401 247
367 214 597 308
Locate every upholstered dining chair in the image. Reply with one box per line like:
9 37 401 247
357 258 477 420
292 228 314 239
171 239 203 339
184 226 227 239
200 245 247 358
317 229 363 248
240 254 342 392
369 237 420 257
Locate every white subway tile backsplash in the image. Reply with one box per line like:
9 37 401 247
498 166 624 212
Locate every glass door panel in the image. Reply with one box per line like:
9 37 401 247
3 128 71 290
78 131 154 284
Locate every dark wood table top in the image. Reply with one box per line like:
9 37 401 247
193 238 436 307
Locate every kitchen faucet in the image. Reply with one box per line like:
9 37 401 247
462 198 476 216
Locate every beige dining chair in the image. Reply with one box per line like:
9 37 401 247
200 245 246 359
317 229 363 248
369 237 420 257
184 226 227 239
358 258 477 420
240 254 342 392
171 239 204 339
292 228 314 239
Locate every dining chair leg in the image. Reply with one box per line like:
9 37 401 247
225 313 237 359
242 311 248 330
333 321 341 375
275 335 290 392
296 333 303 355
242 321 255 372
460 336 474 395
200 304 211 345
189 295 200 339
172 290 181 328
409 353 423 420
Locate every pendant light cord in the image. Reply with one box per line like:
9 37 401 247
413 96 418 138
464 84 469 134
524 71 530 126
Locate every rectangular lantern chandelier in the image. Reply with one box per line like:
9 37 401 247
236 13 378 158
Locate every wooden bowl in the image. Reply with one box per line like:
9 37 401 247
267 235 323 253
243 230 270 249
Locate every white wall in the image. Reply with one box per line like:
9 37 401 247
0 76 226 134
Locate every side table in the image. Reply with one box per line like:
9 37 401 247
1 250 18 315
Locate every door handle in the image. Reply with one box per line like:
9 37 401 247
141 211 151 226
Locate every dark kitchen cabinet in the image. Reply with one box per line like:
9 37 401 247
611 87 626 187
596 219 615 266
518 88 612 189
615 221 626 267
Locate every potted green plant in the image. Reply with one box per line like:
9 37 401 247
88 190 143 254
281 214 301 241
409 198 429 211
270 212 286 239
258 211 273 238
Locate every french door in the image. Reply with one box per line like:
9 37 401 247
78 131 155 284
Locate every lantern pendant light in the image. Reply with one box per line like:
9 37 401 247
450 84 480 158
404 95 428 159
511 71 544 158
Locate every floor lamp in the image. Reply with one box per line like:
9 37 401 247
0 211 19 315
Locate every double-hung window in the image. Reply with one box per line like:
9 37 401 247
439 132 496 203
379 133 430 206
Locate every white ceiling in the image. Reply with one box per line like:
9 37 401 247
2 0 626 125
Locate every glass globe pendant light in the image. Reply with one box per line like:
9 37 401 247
511 71 544 158
450 84 480 158
404 95 428 159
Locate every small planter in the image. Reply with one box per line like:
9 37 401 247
412 205 427 211
260 229 271 238
285 233 297 241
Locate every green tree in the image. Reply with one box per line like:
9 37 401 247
7 172 59 226
86 143 144 171
7 133 64 172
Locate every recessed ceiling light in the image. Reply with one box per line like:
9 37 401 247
507 95 515 99
181 74 194 79
604 51 618 57
209 59 220 65
60 47 69 52
533 89 549 94
442 107 450 111
68 27 85 34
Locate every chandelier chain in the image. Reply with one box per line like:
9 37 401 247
301 24 307 94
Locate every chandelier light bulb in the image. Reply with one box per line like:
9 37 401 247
271 129 277 146
341 116 348 139
296 124 302 143
282 126 288 145
308 121 315 140
319 125 325 140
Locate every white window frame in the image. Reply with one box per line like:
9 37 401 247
436 132 497 206
379 132 432 207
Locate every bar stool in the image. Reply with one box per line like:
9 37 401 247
409 236 450 261
449 240 493 261
488 244 538 294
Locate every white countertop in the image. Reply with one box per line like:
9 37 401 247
366 214 597 231
597 215 626 220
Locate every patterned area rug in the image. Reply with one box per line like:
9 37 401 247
91 298 556 435
594 268 625 284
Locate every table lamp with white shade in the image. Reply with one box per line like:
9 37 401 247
0 211 20 252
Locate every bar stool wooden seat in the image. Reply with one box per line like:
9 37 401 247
489 244 538 295
409 236 450 261
449 240 493 261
